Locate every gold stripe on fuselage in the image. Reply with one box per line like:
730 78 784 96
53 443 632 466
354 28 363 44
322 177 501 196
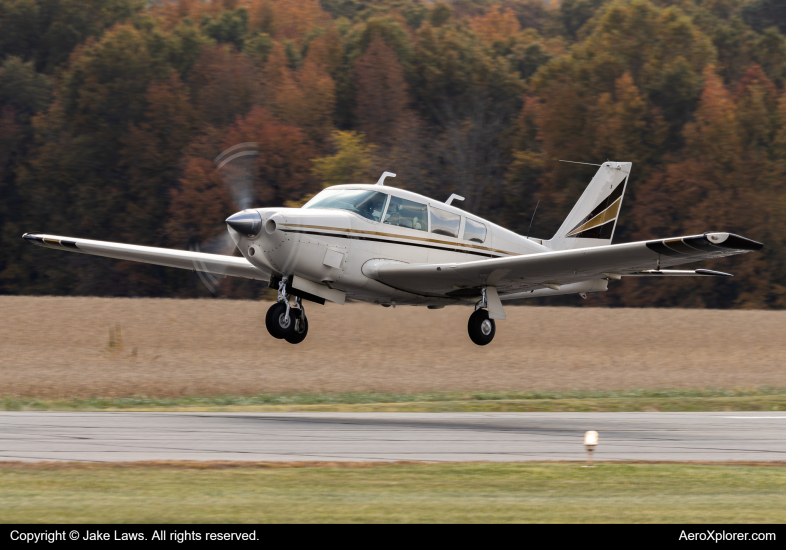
280 223 521 257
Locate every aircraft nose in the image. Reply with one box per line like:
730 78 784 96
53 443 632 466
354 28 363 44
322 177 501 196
225 211 262 237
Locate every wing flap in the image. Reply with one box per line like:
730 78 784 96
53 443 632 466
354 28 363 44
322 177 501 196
372 233 761 298
23 233 268 281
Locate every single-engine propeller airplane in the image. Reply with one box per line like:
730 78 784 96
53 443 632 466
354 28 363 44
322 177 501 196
24 161 763 345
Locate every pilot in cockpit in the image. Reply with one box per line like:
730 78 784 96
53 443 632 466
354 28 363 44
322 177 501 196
360 193 387 222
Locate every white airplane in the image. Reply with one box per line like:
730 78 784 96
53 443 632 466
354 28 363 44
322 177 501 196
23 162 762 345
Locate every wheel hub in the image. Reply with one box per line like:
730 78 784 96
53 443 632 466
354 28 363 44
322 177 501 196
480 319 492 336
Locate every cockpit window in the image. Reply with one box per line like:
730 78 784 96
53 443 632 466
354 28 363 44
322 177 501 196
383 196 428 232
463 218 486 243
303 189 389 222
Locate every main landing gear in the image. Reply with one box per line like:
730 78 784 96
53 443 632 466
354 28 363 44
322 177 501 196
266 278 309 344
468 288 495 346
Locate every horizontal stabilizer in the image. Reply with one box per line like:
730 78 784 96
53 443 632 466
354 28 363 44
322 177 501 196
624 269 732 277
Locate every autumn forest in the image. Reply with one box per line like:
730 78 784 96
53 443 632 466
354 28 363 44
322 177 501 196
1 0 784 308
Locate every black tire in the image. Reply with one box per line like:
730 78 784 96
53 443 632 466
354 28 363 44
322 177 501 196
468 309 495 346
266 301 293 339
285 310 308 344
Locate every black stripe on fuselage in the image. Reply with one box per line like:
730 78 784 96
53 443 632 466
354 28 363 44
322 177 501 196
280 229 505 258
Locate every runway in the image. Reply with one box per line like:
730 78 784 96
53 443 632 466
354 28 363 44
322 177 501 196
1 412 785 463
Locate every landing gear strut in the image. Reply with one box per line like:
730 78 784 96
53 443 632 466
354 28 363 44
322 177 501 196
265 278 309 344
468 289 495 345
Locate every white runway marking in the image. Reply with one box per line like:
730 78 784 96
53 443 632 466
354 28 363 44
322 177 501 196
1 412 785 463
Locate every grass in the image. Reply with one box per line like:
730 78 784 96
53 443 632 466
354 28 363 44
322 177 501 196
1 462 785 523
2 388 786 412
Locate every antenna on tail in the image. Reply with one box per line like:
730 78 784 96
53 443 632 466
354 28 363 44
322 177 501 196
558 159 603 167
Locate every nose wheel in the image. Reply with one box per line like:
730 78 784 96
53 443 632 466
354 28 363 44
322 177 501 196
265 281 309 344
468 308 495 346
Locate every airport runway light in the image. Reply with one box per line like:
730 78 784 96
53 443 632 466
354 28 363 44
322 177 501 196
583 431 598 468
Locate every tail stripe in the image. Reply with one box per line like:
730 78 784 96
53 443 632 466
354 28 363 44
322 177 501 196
566 196 622 237
565 178 626 237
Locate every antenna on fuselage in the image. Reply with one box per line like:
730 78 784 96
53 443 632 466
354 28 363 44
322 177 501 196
525 200 540 240
445 194 464 206
376 172 396 185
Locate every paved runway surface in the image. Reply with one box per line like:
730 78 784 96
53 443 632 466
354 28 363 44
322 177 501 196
1 412 785 463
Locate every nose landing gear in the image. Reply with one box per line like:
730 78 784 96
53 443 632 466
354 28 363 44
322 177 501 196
285 297 308 344
265 278 309 344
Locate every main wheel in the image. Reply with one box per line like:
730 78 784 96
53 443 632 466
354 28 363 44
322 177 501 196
468 309 495 346
266 301 293 339
285 310 308 344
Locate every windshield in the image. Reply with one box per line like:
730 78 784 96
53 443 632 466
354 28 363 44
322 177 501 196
303 189 389 222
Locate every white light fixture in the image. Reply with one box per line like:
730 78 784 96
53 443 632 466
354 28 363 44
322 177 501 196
583 430 598 468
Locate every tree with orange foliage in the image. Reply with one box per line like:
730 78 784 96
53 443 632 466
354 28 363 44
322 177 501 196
305 27 344 77
121 74 196 246
188 44 263 129
221 106 319 206
167 157 235 247
354 36 414 147
169 106 316 249
471 7 521 45
629 67 776 308
266 0 332 44
262 43 335 146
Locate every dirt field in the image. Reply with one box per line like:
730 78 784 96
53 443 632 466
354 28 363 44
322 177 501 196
1 296 784 397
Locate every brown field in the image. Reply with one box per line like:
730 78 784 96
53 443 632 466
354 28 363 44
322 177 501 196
0 296 784 398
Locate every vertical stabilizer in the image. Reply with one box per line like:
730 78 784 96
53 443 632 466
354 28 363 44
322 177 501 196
545 161 631 251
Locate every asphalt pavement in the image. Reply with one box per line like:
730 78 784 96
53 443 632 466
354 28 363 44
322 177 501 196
1 412 785 463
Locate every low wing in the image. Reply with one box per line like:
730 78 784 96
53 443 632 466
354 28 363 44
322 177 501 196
23 233 269 281
368 232 763 298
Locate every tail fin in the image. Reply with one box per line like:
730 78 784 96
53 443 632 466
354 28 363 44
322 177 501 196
545 161 631 251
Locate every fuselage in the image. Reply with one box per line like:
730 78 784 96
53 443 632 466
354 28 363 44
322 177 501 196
229 184 549 305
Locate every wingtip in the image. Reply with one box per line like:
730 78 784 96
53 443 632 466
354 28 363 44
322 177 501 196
695 269 733 277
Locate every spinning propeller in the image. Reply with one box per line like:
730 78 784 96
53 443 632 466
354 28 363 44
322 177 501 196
189 142 260 294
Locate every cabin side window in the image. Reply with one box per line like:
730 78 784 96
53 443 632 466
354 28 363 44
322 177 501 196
383 196 428 231
429 206 461 238
463 218 486 243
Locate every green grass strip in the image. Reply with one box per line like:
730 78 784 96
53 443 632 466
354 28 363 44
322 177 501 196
2 388 786 412
1 462 785 523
